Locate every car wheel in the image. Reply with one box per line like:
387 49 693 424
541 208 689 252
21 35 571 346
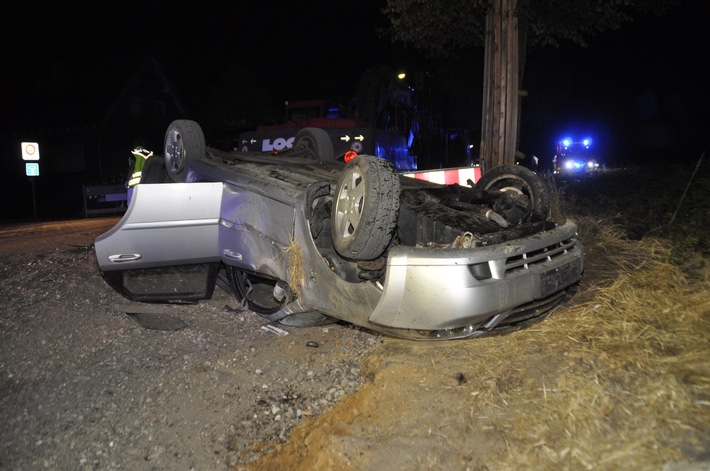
164 120 205 182
294 127 334 160
331 155 400 260
475 165 550 221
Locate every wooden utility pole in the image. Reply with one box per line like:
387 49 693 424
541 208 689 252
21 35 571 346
480 0 519 171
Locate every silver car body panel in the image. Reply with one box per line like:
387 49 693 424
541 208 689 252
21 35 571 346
219 183 296 279
95 183 223 271
368 222 581 329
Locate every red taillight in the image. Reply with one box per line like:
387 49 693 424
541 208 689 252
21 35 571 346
344 151 358 163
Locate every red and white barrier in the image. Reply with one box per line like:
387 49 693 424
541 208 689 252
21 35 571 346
402 166 482 186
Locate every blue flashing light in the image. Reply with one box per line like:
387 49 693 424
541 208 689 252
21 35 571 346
562 138 571 147
407 129 415 148
325 106 341 119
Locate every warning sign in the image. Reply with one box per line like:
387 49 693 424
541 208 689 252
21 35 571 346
21 142 40 161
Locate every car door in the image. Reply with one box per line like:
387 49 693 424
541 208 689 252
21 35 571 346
94 182 223 302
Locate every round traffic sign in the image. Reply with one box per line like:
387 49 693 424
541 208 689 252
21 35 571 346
21 142 40 161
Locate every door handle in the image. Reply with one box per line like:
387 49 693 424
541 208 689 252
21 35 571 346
223 249 243 261
108 254 142 263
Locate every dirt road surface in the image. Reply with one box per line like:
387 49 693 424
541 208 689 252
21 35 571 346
0 217 377 470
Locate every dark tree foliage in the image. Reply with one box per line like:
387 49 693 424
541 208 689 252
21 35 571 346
519 0 678 48
383 0 678 55
383 0 489 56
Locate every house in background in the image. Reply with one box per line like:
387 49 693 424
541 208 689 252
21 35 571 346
0 53 190 220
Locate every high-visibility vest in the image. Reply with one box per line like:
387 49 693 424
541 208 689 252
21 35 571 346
128 148 153 187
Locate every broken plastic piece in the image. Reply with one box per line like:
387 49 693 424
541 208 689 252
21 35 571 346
261 324 289 337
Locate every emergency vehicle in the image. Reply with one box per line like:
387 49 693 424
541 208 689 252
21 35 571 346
237 67 419 171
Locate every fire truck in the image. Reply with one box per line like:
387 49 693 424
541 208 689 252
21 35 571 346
555 137 600 174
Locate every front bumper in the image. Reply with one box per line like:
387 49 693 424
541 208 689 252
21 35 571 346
367 220 583 336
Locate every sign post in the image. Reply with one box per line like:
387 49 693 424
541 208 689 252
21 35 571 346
21 142 40 219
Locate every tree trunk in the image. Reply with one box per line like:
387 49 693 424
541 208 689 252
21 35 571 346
479 0 519 171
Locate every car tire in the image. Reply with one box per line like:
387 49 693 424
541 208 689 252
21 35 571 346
475 165 550 221
139 155 171 183
331 155 400 260
164 120 206 182
294 127 334 160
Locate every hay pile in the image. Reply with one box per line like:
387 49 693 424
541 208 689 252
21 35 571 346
486 217 710 469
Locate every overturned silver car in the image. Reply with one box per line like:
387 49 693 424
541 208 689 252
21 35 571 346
95 120 583 340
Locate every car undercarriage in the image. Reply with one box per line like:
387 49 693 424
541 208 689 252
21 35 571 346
95 121 584 340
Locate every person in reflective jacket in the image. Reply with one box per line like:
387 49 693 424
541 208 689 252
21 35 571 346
127 147 153 205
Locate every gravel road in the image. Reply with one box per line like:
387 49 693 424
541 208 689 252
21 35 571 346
0 218 379 470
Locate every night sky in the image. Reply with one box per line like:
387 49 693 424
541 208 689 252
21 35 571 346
3 0 708 166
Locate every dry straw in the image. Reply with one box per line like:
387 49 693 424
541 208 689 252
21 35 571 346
488 216 710 470
283 236 304 299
